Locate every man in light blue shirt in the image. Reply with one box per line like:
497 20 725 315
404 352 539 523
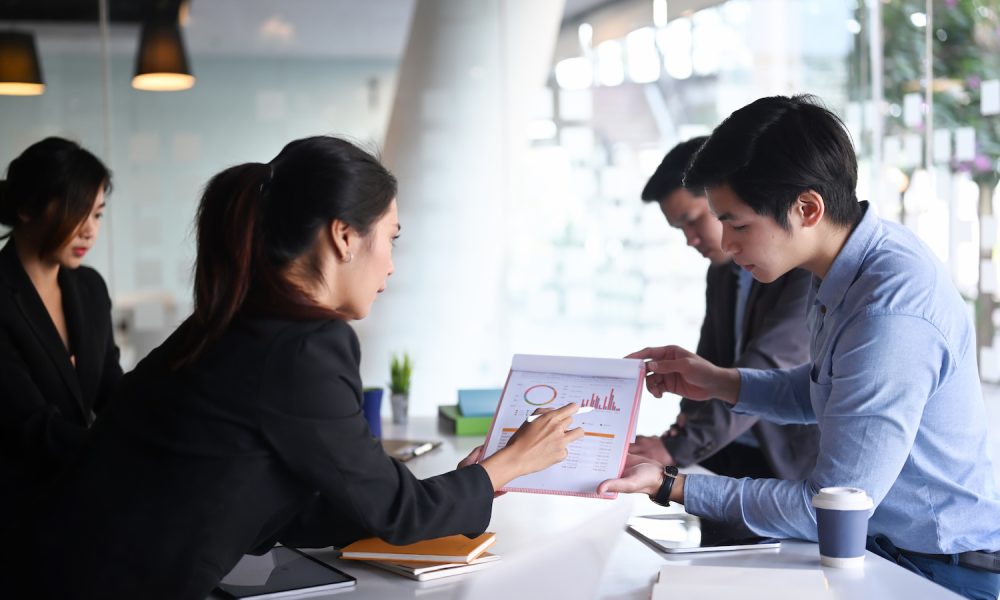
599 95 1000 600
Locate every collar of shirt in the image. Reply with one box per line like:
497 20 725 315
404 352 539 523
813 201 881 315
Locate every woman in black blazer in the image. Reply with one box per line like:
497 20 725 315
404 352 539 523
0 138 121 539
31 136 583 599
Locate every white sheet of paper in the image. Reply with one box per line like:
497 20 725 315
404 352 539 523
902 134 922 168
982 79 1000 116
956 127 977 161
479 354 643 498
933 129 952 164
903 93 923 127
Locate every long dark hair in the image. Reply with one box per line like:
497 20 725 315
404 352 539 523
0 137 111 256
173 136 397 368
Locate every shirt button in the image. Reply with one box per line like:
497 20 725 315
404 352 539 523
820 305 827 314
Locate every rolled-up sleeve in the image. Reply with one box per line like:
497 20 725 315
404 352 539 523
684 314 946 541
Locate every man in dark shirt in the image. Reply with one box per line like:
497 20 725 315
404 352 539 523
632 138 819 479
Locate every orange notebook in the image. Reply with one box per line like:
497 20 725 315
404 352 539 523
339 532 496 564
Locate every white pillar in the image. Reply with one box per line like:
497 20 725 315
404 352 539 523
356 0 565 414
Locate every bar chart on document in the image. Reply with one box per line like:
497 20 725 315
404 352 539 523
480 354 644 497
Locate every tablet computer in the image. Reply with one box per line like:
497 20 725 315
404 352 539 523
627 513 781 554
215 546 356 599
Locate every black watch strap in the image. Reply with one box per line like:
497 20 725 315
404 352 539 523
651 465 679 506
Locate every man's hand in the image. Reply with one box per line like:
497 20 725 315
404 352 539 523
626 345 740 405
596 462 663 495
630 435 674 465
598 462 686 503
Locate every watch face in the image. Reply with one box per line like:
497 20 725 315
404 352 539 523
664 465 679 477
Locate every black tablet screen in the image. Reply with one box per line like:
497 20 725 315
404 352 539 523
216 546 356 599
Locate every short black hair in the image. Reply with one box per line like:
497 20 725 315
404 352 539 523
640 136 708 203
683 95 860 230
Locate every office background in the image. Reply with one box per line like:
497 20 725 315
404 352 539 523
1 0 999 467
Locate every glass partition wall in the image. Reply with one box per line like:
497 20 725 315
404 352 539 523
535 0 1000 384
2 1 998 422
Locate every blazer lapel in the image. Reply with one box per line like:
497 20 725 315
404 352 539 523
1 242 87 419
60 269 94 422
741 278 765 346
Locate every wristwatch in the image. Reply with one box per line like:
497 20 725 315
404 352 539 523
651 465 679 506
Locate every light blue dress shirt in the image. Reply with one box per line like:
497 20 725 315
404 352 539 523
684 202 1000 554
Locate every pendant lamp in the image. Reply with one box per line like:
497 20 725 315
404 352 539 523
132 19 194 91
0 31 45 96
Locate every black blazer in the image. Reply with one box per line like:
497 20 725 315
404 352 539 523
0 240 121 528
31 318 494 600
663 262 820 479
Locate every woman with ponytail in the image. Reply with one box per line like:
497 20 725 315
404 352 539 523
32 136 583 599
0 138 121 543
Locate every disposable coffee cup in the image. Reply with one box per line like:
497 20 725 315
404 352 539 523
811 487 874 568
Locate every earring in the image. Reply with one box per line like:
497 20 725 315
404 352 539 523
344 251 353 264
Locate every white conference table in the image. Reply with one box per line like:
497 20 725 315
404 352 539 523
295 416 963 599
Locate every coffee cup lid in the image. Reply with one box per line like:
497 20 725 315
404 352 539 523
811 487 874 511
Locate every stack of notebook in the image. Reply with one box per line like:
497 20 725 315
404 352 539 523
438 388 502 436
339 532 500 581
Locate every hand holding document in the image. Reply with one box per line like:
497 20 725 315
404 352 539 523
479 354 644 498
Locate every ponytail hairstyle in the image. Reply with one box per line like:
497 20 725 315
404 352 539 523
173 136 397 368
0 137 111 256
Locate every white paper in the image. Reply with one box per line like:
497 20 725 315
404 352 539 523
956 127 977 161
982 79 1000 116
511 353 643 378
933 129 952 164
903 93 923 127
902 134 922 167
480 354 643 497
461 502 631 599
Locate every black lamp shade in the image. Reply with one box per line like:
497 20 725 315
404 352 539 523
0 31 45 96
132 20 195 91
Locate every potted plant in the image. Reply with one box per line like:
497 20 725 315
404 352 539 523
389 353 412 425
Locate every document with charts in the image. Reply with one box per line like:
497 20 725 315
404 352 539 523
478 354 644 498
